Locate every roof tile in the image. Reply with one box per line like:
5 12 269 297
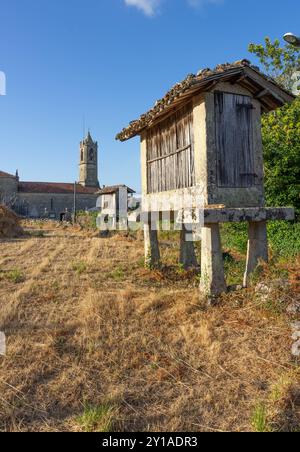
18 182 98 195
96 185 135 195
0 170 16 178
116 59 295 142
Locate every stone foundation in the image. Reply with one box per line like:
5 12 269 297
143 207 295 297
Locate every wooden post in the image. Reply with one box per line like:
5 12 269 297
243 221 268 287
144 219 160 269
200 223 227 296
179 224 198 269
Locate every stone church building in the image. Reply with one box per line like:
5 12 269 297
0 132 99 219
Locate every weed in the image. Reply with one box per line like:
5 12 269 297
176 263 185 275
252 404 270 432
109 268 125 280
77 403 116 432
6 269 25 284
221 223 248 254
224 256 245 286
72 261 87 275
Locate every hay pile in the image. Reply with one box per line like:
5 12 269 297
0 205 24 238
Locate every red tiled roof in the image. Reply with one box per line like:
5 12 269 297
18 182 98 195
0 170 15 178
96 185 135 195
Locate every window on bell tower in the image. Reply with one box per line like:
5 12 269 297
81 150 84 162
89 148 94 161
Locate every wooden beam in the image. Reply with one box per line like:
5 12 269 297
202 80 219 91
147 144 191 164
254 88 269 99
230 74 246 85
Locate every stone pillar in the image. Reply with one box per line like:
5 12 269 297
179 224 198 269
200 223 227 296
144 220 160 269
243 221 268 287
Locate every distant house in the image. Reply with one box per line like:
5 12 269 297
96 185 135 228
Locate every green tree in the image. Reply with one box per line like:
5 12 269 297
248 37 300 91
262 97 300 213
248 38 300 214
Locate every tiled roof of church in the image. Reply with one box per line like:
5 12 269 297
0 170 16 178
96 185 136 195
18 182 98 195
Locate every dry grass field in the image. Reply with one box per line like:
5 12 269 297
0 221 299 432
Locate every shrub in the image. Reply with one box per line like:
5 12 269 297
221 221 300 258
76 211 98 229
268 221 300 257
262 98 300 215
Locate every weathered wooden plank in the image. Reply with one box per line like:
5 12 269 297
215 92 255 188
147 144 192 164
146 102 195 193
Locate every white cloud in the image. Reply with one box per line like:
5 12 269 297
124 0 224 16
124 0 161 16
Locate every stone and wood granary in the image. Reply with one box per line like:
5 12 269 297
116 60 295 296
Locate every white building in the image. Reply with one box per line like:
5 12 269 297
96 185 136 229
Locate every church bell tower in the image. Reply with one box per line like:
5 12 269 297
79 132 99 188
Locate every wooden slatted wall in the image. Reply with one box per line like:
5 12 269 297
215 92 255 188
146 103 195 194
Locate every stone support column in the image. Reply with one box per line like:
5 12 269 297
200 223 227 296
243 221 268 287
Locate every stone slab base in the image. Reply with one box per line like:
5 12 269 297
202 207 294 224
141 207 294 224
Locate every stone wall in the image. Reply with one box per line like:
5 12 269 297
0 177 18 204
17 192 98 218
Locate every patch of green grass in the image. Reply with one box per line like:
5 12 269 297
109 268 125 281
253 370 300 432
221 223 248 254
268 221 300 257
71 261 87 275
259 297 288 317
252 403 270 432
159 229 179 241
6 269 25 284
221 221 300 259
223 255 245 286
77 403 116 432
176 263 185 275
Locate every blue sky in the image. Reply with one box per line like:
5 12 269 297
0 0 299 191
